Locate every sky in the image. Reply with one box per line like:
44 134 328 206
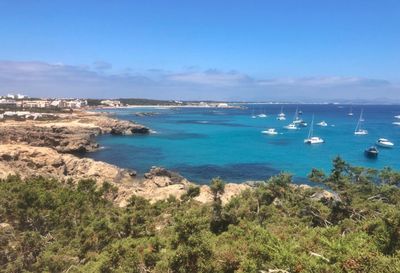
0 0 399 101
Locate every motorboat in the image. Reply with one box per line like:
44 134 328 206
376 138 394 148
284 123 298 130
317 121 328 127
364 146 378 158
261 128 278 135
304 114 324 144
354 109 368 135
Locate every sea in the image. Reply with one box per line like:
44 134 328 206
89 104 400 184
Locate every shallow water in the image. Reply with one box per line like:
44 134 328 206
89 104 400 184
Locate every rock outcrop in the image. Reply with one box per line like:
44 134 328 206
0 111 249 206
0 145 248 207
0 144 134 184
0 112 149 153
0 125 100 153
195 183 251 204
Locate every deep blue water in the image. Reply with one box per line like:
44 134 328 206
89 104 400 184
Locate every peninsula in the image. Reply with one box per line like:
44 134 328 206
0 109 248 206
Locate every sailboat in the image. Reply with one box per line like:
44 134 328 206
292 107 303 124
348 105 354 116
304 114 324 144
354 109 368 135
257 108 267 118
251 108 257 119
277 106 286 120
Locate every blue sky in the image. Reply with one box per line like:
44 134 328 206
0 0 399 101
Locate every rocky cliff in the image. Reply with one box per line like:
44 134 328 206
0 112 150 153
0 145 249 206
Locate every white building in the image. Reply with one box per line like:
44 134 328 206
100 100 121 107
6 93 27 99
217 103 229 108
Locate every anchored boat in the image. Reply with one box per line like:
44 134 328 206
354 109 368 135
277 106 286 120
284 123 298 130
261 128 278 135
304 115 324 144
376 138 394 148
364 146 379 158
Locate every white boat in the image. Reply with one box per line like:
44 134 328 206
261 128 278 135
277 106 286 120
393 122 400 126
354 109 368 135
292 107 303 124
304 136 325 144
376 138 394 148
284 123 298 130
257 113 267 118
394 115 400 119
304 115 324 144
317 121 328 127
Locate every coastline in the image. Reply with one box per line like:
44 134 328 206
0 110 249 206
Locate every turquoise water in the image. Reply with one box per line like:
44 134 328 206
89 104 400 184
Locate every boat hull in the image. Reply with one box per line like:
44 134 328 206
354 130 368 135
364 151 378 158
376 142 394 148
304 138 324 144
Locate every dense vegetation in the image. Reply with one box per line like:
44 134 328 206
1 157 400 273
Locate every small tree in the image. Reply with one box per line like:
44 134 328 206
330 156 349 187
209 178 227 234
181 185 200 202
308 168 326 183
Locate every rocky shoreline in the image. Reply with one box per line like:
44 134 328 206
0 111 249 206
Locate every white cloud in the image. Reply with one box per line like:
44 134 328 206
167 70 253 86
0 60 397 102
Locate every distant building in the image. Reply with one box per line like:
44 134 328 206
6 93 27 99
22 100 51 108
217 103 229 108
50 100 66 108
17 94 27 99
0 99 17 108
100 100 121 107
65 99 87 108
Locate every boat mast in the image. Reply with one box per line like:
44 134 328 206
308 114 314 138
355 109 363 132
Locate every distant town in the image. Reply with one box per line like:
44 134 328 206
0 92 241 120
